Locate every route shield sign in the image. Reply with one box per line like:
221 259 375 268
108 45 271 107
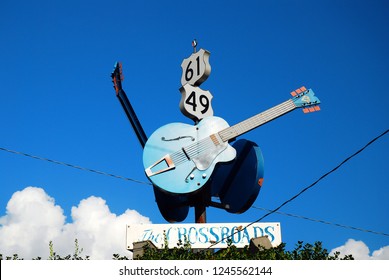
180 48 211 86
179 84 214 122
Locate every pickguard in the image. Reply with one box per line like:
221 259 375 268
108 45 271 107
191 141 228 170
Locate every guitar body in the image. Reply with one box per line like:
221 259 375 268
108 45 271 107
143 116 236 194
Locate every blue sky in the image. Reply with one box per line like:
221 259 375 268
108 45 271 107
1 0 388 259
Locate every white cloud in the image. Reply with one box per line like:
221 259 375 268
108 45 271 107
0 186 151 259
330 239 389 260
2 187 388 260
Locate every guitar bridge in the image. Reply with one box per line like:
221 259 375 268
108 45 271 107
145 155 175 177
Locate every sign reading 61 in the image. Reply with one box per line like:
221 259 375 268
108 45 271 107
180 49 211 87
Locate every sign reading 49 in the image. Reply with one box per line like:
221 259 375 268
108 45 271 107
179 84 213 122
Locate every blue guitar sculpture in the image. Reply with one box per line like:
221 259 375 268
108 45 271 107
143 87 320 194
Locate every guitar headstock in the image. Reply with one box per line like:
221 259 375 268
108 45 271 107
111 62 124 95
291 86 321 113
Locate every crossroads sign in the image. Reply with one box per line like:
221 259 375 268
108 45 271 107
127 222 282 250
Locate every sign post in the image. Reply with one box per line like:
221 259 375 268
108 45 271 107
179 40 214 223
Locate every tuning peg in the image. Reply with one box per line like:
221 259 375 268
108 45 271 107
295 86 307 95
291 86 307 97
302 105 321 113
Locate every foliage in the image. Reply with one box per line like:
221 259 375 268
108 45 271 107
0 239 90 260
131 235 354 260
0 254 23 260
1 237 353 260
46 239 90 260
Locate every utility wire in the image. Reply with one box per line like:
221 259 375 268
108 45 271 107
208 128 389 248
1 129 388 239
0 147 152 186
252 206 389 237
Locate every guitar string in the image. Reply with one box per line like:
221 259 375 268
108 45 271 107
233 101 292 135
170 142 201 162
219 100 295 141
169 99 297 167
184 142 215 162
171 151 188 164
243 100 295 130
170 145 200 165
190 101 293 158
170 152 185 164
218 100 294 141
171 136 212 160
184 138 214 156
171 150 189 164
227 101 295 138
172 139 215 165
227 100 294 137
171 139 215 166
172 100 295 166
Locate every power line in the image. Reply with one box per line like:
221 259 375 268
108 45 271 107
0 147 152 186
208 128 389 247
252 206 389 237
1 129 388 239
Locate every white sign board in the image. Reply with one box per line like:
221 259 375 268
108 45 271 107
126 222 281 250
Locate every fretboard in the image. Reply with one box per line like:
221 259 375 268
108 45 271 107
218 99 296 142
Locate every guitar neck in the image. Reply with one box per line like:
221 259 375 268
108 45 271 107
218 99 296 142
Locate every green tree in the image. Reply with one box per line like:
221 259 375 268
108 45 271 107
1 238 353 260
131 236 353 260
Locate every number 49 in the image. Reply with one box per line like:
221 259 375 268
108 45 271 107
185 91 210 114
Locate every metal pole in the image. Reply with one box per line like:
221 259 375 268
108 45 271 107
195 204 206 223
194 186 208 223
